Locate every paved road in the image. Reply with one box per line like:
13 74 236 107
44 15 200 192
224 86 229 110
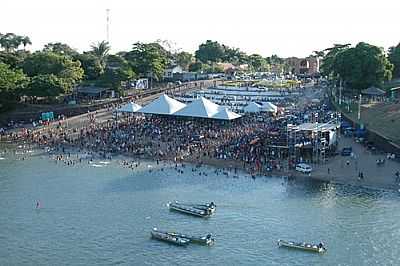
57 81 215 131
310 135 400 190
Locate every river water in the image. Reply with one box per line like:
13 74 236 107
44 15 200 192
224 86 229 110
1 147 400 265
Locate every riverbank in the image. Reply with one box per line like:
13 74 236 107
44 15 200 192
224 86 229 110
1 137 399 193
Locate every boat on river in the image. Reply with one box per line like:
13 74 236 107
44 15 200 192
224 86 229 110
153 228 215 246
277 239 326 253
167 202 214 218
151 228 190 246
172 201 216 214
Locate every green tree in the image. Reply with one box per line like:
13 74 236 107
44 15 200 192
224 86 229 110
320 44 351 77
0 63 29 110
188 61 203 72
195 40 224 63
0 33 30 52
388 43 400 78
333 42 393 91
95 54 135 92
202 63 224 74
247 54 269 72
222 46 248 64
124 42 168 80
0 50 30 69
75 53 104 80
21 36 32 50
43 42 78 57
26 74 64 97
90 41 111 61
175 51 193 70
22 52 84 95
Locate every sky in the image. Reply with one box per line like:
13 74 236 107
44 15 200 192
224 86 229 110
1 0 399 58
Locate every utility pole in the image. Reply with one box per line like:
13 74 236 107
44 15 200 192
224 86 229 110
339 78 342 105
106 9 110 43
358 94 362 120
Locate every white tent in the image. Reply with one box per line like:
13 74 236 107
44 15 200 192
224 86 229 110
116 102 142 113
261 102 278 113
174 97 222 118
212 107 242 120
244 102 262 113
139 94 186 115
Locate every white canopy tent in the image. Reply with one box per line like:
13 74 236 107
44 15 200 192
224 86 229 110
212 107 242 120
261 102 278 113
244 102 262 113
174 97 222 118
139 94 186 115
116 102 142 113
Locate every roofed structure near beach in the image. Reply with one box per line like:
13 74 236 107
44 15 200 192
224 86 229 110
139 94 186 115
174 97 222 118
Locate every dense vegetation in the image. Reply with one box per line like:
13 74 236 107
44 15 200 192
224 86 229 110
0 31 399 111
318 43 395 93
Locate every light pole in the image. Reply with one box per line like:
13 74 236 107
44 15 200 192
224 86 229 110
339 78 342 105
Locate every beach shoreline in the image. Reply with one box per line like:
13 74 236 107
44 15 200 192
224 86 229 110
2 140 397 192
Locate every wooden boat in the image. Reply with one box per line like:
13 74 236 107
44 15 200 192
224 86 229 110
154 229 215 246
172 201 216 214
168 202 213 218
277 239 326 253
151 228 190 246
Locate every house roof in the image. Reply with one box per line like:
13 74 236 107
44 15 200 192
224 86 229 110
361 86 386 96
174 97 222 118
139 94 186 115
117 102 142 113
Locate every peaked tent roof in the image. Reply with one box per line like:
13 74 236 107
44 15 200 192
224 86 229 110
117 102 142 113
174 97 222 118
212 107 242 120
261 102 278 112
361 86 386 96
139 94 186 115
244 102 262 113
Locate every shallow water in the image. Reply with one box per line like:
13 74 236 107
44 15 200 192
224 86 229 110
1 148 400 265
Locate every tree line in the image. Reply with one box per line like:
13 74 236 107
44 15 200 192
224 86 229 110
1 32 400 112
0 34 287 112
317 42 400 93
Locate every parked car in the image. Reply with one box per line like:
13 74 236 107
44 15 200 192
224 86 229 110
341 147 352 156
295 163 312 174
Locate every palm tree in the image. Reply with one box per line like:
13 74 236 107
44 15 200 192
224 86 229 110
21 36 32 50
90 40 111 59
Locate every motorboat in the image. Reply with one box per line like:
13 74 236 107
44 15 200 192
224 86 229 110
167 202 213 218
172 201 216 214
277 239 326 253
151 228 190 246
153 229 214 246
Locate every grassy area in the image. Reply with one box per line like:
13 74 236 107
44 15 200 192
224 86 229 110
333 100 400 145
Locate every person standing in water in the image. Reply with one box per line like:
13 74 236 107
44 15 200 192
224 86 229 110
36 200 41 209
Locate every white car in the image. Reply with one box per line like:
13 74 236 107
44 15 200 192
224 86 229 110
295 163 312 174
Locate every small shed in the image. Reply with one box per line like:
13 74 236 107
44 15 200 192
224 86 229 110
75 86 111 99
361 86 386 102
